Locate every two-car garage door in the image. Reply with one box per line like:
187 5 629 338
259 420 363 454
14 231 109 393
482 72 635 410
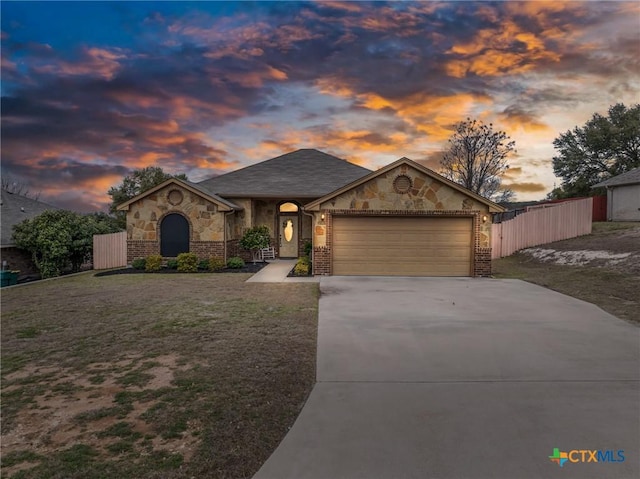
332 216 473 276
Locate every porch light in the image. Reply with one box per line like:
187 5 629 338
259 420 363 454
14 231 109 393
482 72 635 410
482 215 488 223
321 213 325 221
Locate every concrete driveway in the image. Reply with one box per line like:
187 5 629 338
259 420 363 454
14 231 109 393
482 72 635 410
254 277 639 479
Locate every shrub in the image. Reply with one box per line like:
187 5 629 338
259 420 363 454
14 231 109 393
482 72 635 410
145 254 162 272
304 241 313 257
294 257 310 275
197 259 209 270
166 259 178 270
177 252 198 272
209 257 225 271
132 258 146 270
226 256 245 269
239 226 271 251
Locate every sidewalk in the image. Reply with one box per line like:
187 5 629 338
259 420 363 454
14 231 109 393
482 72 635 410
245 259 319 283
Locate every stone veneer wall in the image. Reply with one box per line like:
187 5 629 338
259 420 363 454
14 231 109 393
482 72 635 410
127 184 225 242
311 164 495 276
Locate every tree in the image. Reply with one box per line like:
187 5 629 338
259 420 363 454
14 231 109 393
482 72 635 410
239 225 271 263
108 167 187 227
552 103 640 197
12 210 120 278
440 118 515 201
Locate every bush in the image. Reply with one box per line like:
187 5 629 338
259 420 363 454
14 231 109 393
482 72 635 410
132 258 146 270
166 259 178 270
145 254 162 272
198 259 209 270
226 257 245 269
294 257 310 275
177 252 198 272
209 257 225 271
239 226 271 251
304 241 313 257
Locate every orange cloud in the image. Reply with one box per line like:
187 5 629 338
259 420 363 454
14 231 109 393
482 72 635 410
502 182 547 193
445 20 561 78
34 47 126 80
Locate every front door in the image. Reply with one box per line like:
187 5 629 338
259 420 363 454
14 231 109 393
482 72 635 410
279 217 298 257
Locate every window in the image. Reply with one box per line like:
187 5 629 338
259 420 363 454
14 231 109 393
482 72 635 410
279 202 298 213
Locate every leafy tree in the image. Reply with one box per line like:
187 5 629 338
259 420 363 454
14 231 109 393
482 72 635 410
12 210 120 278
440 118 515 201
239 225 271 262
108 167 187 227
552 103 640 197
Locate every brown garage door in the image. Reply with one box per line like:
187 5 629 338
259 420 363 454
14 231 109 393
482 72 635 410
332 216 473 276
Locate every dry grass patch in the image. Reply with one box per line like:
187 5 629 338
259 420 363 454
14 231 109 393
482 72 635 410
1 273 318 478
493 222 640 324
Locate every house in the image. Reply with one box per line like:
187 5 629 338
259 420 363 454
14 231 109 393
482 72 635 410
117 149 505 276
593 168 640 221
0 189 61 275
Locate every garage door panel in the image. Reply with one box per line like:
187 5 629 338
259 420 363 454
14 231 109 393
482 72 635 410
332 216 472 276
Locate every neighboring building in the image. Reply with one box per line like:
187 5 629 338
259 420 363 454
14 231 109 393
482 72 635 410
118 149 505 277
0 189 61 275
593 168 640 221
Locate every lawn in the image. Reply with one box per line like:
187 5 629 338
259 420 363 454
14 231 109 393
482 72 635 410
493 222 640 324
1 272 318 478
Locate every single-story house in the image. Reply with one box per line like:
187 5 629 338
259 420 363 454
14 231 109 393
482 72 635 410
118 149 504 276
593 168 640 221
1 189 61 276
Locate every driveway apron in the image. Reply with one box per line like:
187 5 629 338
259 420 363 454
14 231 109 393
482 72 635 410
253 277 639 479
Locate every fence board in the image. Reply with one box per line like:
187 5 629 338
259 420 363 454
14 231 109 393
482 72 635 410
491 198 592 259
93 231 127 269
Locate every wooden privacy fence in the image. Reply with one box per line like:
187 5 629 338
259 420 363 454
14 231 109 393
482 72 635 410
492 197 593 259
93 231 127 269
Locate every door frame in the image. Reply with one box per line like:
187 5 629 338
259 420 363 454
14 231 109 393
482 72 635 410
277 200 301 258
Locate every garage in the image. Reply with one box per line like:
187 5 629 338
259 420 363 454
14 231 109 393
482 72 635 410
332 216 473 276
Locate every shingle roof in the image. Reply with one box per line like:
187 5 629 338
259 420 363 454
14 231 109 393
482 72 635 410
196 149 372 198
183 181 241 209
1 189 61 246
593 167 640 188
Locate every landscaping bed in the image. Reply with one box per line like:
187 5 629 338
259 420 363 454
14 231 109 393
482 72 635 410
95 262 266 277
1 272 318 478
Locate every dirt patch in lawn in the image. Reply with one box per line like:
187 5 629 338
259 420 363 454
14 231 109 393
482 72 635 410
1 273 318 478
493 222 640 324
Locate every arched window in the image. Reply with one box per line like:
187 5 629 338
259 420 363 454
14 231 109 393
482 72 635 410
279 202 299 213
160 214 189 257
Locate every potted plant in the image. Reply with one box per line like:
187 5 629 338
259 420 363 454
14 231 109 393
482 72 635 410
239 226 271 263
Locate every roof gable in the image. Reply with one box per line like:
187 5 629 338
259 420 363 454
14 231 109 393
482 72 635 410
115 178 240 212
196 149 371 198
593 167 640 188
305 157 506 212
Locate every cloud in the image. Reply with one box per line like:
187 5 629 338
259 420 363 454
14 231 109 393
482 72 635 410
1 1 638 209
502 182 548 194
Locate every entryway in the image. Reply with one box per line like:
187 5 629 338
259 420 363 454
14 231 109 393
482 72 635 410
278 202 299 258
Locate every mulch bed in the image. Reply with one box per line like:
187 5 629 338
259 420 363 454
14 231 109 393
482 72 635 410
95 262 267 277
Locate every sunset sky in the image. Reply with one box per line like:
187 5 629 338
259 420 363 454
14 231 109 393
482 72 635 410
2 1 639 211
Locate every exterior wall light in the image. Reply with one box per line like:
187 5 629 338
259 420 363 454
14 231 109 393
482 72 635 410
321 213 325 221
482 215 488 223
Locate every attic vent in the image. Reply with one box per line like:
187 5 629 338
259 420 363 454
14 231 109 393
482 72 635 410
393 175 412 194
168 189 184 206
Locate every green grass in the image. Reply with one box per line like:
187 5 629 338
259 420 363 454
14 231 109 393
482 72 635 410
1 272 318 479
